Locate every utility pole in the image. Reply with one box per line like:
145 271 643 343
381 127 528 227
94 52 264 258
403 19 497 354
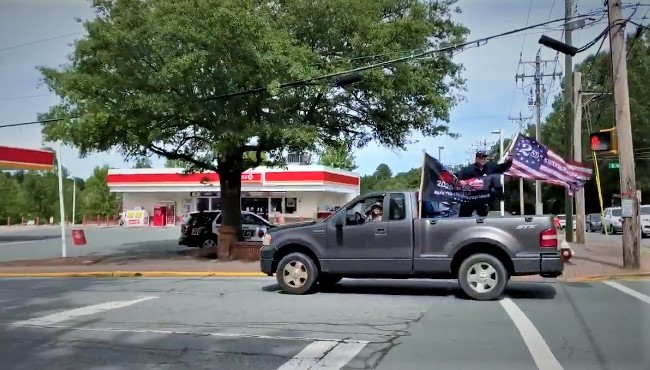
509 113 533 215
563 0 575 242
607 0 640 269
515 52 562 215
573 72 586 244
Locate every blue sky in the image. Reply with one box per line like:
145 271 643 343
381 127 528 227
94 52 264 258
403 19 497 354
0 0 640 178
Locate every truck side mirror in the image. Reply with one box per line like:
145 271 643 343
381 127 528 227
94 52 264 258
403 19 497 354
334 214 344 228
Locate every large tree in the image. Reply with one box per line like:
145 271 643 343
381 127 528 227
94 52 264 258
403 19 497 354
317 139 357 171
38 0 468 251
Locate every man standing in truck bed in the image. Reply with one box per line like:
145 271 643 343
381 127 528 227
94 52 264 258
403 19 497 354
456 151 513 217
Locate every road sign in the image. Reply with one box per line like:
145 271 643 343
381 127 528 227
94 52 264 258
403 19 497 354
608 162 620 169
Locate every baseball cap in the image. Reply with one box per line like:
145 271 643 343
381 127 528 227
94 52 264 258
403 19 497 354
476 151 488 158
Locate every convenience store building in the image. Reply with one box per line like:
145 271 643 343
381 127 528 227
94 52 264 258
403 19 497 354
106 165 360 225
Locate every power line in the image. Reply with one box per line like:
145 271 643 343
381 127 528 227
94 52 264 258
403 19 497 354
0 9 608 129
0 32 82 53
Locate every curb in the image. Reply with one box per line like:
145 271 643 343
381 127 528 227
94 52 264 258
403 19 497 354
568 272 650 282
0 271 268 278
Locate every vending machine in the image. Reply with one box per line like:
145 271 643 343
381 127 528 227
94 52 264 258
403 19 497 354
152 206 167 227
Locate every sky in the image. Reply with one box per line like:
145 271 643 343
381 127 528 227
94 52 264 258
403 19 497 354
0 0 647 179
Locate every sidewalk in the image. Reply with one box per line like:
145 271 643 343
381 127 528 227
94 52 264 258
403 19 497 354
560 241 650 281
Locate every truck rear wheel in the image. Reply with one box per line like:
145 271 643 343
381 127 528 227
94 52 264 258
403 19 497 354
457 253 508 301
276 252 319 295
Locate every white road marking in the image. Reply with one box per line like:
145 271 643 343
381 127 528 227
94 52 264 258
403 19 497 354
308 341 368 369
276 340 367 370
4 324 369 344
11 296 158 327
276 340 339 370
604 281 650 305
0 241 33 246
500 298 564 370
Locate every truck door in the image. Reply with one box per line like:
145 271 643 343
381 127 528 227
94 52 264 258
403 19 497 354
324 193 412 274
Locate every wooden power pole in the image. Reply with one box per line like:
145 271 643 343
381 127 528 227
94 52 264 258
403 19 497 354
607 0 641 268
563 0 575 243
573 72 586 244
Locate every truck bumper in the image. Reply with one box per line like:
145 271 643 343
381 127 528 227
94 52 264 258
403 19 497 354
512 253 563 278
260 258 274 276
259 245 275 276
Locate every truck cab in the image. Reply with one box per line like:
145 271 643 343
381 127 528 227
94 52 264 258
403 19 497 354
260 191 563 300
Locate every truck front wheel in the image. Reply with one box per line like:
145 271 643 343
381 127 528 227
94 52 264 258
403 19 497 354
276 252 319 295
457 253 508 301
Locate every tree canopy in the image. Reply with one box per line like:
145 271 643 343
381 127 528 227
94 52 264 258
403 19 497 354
0 165 118 225
37 0 469 240
317 139 357 171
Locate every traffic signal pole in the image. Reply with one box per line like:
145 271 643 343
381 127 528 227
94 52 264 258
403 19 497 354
607 0 640 269
573 72 586 244
563 0 575 242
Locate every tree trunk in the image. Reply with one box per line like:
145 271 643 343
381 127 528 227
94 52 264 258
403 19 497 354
217 166 242 260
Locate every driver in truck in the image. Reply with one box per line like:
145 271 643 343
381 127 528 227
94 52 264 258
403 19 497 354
365 202 383 222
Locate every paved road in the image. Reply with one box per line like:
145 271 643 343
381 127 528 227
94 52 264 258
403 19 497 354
0 226 182 262
0 277 648 369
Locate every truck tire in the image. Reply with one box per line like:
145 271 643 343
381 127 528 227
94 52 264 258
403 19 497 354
457 253 508 301
276 252 319 295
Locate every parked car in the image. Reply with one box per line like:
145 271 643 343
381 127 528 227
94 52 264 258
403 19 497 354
641 205 650 238
179 210 274 249
585 213 602 232
601 207 622 234
260 191 563 301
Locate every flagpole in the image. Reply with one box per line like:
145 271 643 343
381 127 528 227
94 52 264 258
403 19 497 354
418 149 427 218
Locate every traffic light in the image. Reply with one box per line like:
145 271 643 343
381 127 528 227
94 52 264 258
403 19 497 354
589 128 618 154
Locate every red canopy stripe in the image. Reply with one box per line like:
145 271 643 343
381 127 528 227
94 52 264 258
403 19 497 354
0 145 55 171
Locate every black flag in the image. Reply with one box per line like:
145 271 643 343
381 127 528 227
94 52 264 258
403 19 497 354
419 152 500 218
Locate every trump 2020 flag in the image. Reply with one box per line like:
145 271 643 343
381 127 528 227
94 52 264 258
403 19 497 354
504 133 592 194
419 152 502 218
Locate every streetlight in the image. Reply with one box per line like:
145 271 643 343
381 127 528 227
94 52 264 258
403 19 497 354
438 146 444 162
68 176 76 225
490 129 505 216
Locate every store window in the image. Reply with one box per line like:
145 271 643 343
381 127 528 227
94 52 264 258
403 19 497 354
270 198 283 213
196 198 209 212
210 198 222 211
284 198 297 214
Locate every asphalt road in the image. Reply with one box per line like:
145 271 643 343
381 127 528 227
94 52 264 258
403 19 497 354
0 226 182 262
0 277 648 370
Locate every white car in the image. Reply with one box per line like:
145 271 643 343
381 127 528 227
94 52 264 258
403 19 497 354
601 207 622 234
640 205 650 238
179 210 275 248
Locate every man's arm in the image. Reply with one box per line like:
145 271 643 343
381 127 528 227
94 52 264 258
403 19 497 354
491 157 513 174
456 166 473 180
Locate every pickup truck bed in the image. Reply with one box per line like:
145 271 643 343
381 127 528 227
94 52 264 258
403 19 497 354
260 191 563 300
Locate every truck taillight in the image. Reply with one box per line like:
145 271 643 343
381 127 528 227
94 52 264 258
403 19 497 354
262 233 272 246
540 228 558 248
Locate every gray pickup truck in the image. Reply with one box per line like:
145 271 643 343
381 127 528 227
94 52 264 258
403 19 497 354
260 191 563 300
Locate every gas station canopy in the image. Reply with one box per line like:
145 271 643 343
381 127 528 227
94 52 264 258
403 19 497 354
0 145 55 171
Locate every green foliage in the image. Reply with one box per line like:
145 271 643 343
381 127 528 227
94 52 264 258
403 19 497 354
133 157 153 168
539 29 650 213
318 139 357 171
164 158 186 168
361 164 421 194
37 0 469 228
0 166 119 225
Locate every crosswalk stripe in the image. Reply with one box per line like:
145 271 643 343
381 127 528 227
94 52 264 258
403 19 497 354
276 340 339 370
500 298 564 370
308 341 368 369
604 281 650 305
11 296 158 327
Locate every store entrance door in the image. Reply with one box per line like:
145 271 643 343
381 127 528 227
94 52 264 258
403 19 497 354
241 197 269 221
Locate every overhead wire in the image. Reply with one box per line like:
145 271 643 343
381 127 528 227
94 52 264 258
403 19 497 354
0 8 609 129
0 32 82 52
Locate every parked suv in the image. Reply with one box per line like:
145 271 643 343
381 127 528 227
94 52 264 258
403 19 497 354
602 207 622 234
179 211 274 249
585 213 602 232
